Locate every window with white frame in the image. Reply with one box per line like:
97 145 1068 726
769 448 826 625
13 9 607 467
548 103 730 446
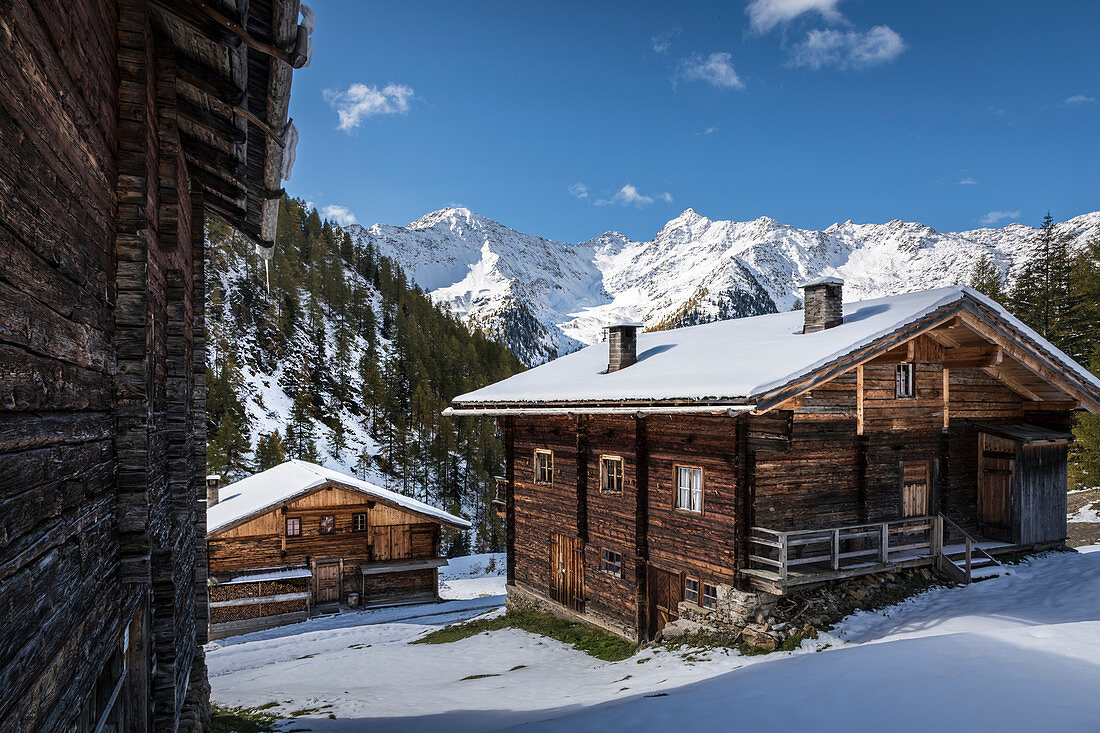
600 548 623 577
685 577 699 604
702 582 718 609
600 455 624 494
535 449 553 484
353 512 367 532
896 362 915 398
675 466 703 512
286 517 301 537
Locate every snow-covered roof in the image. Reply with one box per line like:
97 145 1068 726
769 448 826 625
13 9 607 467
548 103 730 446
452 286 1100 406
208 460 471 535
800 276 845 288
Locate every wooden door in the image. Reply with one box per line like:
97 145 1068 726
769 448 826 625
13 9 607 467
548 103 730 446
370 525 412 561
549 533 584 612
316 562 340 603
979 433 1015 540
648 567 682 638
901 460 931 517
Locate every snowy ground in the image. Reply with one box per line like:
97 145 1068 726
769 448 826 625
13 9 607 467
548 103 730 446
208 548 1100 732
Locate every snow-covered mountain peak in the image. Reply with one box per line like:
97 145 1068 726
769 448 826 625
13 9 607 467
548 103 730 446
347 208 1100 366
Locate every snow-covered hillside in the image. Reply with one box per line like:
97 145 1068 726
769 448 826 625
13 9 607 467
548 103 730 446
346 209 1100 365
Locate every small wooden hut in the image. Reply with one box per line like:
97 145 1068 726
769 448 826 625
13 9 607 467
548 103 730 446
206 460 470 638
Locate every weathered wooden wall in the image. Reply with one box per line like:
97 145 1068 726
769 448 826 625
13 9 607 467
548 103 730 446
505 348 1076 640
0 1 208 729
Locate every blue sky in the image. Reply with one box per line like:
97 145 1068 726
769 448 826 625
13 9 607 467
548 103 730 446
287 0 1100 243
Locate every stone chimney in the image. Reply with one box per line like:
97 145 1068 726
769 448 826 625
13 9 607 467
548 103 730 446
606 321 642 372
206 475 221 507
801 277 844 333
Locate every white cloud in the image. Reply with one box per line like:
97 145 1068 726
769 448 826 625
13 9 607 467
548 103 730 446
678 52 744 89
958 177 977 185
701 126 719 135
568 183 589 200
323 83 415 131
594 184 672 208
746 0 844 34
790 25 905 70
652 27 681 54
980 210 1021 226
322 204 358 226
1062 94 1095 106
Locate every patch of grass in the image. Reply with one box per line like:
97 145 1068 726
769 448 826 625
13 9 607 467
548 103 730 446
289 706 322 717
736 642 773 656
254 701 280 711
461 673 502 680
777 627 818 652
509 664 527 671
660 630 742 652
208 703 282 732
412 610 638 662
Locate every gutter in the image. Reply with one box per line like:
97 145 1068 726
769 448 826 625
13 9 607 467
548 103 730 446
442 405 754 417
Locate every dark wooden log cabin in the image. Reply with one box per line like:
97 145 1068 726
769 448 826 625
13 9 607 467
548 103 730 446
206 460 470 639
447 282 1100 641
0 1 307 729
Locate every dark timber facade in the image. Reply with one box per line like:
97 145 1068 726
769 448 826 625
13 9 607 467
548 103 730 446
0 1 305 729
453 285 1100 641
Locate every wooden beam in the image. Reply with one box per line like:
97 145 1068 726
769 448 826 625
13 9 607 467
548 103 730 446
172 52 247 106
189 0 300 67
856 365 865 435
983 364 1043 402
177 97 247 144
941 345 1003 369
942 368 949 430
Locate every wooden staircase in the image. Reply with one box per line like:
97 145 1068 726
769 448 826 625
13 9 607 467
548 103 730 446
934 515 1003 585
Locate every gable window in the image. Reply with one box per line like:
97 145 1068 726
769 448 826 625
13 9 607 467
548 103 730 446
319 515 335 534
896 362 915 398
600 456 624 494
535 449 554 484
600 549 623 577
286 517 301 537
353 513 367 532
675 466 703 513
702 582 718 609
685 577 699 605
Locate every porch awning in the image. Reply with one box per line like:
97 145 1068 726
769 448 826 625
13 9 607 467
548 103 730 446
976 423 1074 445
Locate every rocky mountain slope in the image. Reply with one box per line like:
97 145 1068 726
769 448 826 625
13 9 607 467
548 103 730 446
346 208 1100 365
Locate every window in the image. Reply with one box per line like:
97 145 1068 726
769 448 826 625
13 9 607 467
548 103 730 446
685 577 699 604
535 449 554 484
600 549 623 577
319 515 335 534
600 456 624 494
702 583 718 609
353 513 367 532
286 517 301 537
675 466 703 513
896 362 915 398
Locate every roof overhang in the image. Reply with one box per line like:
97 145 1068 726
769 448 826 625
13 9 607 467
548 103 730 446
148 0 311 255
443 404 754 417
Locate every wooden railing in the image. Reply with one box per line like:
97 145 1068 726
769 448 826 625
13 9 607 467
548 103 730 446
746 516 937 584
746 514 1003 588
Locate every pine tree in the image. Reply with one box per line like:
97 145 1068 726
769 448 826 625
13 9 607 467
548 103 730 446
968 253 1006 302
1071 346 1100 490
255 430 287 470
208 412 250 480
285 391 319 462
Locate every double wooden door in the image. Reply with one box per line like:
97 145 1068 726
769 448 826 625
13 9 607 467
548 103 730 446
549 532 584 612
315 561 341 603
978 433 1015 540
648 567 682 638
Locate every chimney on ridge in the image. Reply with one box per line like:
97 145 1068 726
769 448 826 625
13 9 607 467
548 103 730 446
606 321 642 372
206 475 222 507
801 277 844 333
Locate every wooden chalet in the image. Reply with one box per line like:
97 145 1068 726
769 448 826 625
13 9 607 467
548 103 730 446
0 0 308 729
446 281 1100 641
206 461 470 638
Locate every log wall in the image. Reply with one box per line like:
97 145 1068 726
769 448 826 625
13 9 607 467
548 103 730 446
0 2 208 729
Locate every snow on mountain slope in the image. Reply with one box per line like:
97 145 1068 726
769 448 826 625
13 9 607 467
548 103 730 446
347 209 1100 366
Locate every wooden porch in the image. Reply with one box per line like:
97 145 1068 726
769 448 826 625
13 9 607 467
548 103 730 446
742 515 1013 594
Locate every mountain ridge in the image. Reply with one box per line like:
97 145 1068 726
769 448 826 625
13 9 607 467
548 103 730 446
345 208 1100 365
